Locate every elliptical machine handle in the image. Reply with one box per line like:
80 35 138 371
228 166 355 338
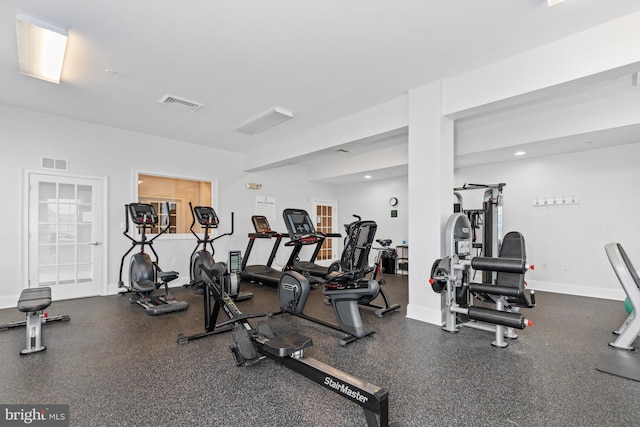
189 202 198 239
148 201 173 243
212 212 235 241
121 204 138 244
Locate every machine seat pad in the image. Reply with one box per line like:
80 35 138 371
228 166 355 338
469 283 532 307
17 287 52 313
469 283 523 298
263 333 313 358
158 271 179 283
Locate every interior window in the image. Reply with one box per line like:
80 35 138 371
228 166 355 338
137 173 212 234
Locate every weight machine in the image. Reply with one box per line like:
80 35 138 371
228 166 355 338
430 213 536 347
454 183 505 283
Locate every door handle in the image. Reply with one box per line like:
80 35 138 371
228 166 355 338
87 242 102 246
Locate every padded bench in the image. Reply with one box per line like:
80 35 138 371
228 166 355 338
17 287 53 355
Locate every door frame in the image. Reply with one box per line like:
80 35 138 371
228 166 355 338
22 168 109 296
312 199 340 264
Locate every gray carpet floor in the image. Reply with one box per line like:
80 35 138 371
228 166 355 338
1 274 638 426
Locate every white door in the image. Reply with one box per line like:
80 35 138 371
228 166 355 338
28 172 104 300
313 200 339 265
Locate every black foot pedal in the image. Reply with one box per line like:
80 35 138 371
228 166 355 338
231 323 259 365
256 320 275 339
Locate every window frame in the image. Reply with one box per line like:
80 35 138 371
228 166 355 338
133 169 218 240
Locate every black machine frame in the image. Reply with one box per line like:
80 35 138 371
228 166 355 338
284 212 400 318
274 209 391 345
178 205 250 344
454 183 506 283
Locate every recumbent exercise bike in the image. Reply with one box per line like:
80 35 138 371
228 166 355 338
275 208 385 345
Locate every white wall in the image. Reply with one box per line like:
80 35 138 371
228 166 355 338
0 105 338 308
456 143 640 301
337 176 409 265
3 106 636 309
236 165 341 271
336 141 640 304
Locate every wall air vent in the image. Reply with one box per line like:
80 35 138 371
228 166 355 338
158 94 204 112
41 157 68 171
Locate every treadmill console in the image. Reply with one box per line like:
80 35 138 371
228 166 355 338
194 206 220 227
252 216 272 234
129 203 158 225
283 209 316 239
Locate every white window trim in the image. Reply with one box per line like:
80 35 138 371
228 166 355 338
133 169 218 240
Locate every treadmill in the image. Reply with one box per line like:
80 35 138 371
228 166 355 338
283 210 341 278
240 216 287 287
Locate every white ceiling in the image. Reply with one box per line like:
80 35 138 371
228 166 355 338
2 0 640 184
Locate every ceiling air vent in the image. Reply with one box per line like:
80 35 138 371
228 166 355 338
336 148 352 153
158 94 204 112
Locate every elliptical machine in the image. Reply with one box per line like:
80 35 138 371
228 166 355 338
186 203 252 302
118 203 189 315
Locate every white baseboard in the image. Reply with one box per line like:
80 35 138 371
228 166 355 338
406 302 443 326
0 281 185 310
3 281 625 311
0 295 20 310
527 280 625 301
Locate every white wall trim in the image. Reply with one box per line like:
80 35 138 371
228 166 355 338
406 303 443 326
528 279 625 301
0 295 20 310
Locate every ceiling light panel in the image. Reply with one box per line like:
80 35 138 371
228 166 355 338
237 107 293 135
16 13 68 84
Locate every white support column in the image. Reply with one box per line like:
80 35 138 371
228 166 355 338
406 81 454 326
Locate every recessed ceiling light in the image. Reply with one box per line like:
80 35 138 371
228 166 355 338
514 151 526 156
364 175 372 179
547 0 567 6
